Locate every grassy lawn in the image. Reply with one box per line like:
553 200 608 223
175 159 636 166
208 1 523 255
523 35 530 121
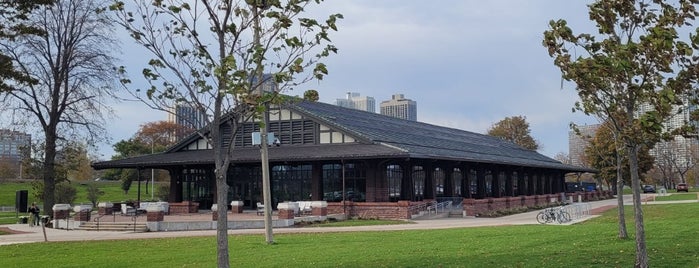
0 181 163 207
0 204 698 267
654 193 698 201
0 211 23 225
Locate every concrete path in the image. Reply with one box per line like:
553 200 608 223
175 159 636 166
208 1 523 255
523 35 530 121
1 194 690 246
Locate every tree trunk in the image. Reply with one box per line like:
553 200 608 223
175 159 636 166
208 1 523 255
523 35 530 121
215 169 229 268
628 144 648 268
43 129 57 215
616 146 627 239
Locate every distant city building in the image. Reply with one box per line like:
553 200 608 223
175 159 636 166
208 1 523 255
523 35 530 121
637 100 698 168
0 130 31 178
335 92 376 113
251 73 278 94
168 104 207 141
568 124 600 167
380 94 417 121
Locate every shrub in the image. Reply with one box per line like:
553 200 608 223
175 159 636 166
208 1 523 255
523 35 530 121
155 184 169 202
55 183 77 204
86 184 105 207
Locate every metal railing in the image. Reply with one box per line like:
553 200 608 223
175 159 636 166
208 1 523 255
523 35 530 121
0 206 16 212
408 200 454 216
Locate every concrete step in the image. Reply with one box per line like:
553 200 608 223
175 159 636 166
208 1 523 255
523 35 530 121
76 222 148 232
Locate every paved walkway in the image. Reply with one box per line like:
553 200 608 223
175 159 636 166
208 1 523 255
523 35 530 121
1 195 692 246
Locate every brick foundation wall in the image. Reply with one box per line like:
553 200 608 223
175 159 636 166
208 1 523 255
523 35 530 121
169 201 199 214
327 201 413 219
74 211 90 222
54 210 69 220
98 207 113 216
147 211 164 222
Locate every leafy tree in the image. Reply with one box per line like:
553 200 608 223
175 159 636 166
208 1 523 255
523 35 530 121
0 0 118 215
487 116 540 151
585 121 654 188
86 184 105 207
0 0 54 92
544 1 699 266
110 1 341 266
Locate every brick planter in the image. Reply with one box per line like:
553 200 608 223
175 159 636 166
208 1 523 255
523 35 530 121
277 202 297 220
98 202 113 216
53 204 71 220
73 205 92 222
146 204 166 222
230 201 244 214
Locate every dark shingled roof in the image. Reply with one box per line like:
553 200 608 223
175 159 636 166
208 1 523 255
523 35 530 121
93 100 593 173
292 101 591 172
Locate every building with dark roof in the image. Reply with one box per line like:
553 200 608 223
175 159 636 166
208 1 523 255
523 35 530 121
93 100 593 218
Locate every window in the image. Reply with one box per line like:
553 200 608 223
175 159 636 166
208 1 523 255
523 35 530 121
412 166 425 201
271 165 312 202
434 168 445 196
453 168 462 196
322 163 366 202
386 165 402 201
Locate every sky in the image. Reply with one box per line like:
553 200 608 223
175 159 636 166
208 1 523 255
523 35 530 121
98 1 601 160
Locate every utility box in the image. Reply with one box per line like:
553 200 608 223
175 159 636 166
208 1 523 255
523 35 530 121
16 190 28 213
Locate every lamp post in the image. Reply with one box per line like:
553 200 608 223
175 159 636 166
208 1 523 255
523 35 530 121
252 1 274 244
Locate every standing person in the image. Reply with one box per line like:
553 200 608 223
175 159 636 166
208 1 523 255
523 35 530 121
28 202 40 227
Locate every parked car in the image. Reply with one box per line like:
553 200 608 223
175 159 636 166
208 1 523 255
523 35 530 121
643 185 656 193
677 183 689 192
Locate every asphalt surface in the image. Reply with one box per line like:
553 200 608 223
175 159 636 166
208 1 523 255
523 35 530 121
1 195 693 246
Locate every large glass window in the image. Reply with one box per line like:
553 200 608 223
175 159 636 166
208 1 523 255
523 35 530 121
412 166 425 201
485 170 493 198
453 168 462 196
386 165 402 201
271 165 312 202
434 168 445 196
498 171 506 197
182 168 213 209
469 169 477 197
322 163 366 202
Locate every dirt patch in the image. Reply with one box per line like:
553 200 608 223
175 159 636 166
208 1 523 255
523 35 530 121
590 205 617 215
0 226 31 235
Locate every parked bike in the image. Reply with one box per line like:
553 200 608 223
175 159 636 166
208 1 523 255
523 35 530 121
536 206 571 224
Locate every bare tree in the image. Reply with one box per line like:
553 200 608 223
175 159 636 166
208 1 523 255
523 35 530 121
0 0 117 214
109 1 341 267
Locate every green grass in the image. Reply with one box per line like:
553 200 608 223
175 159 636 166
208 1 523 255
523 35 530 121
0 181 162 207
1 204 698 267
0 211 23 225
654 193 698 201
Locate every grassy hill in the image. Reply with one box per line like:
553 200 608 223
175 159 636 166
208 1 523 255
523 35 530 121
0 181 163 207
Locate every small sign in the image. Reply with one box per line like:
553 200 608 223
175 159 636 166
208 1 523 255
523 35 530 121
252 132 276 145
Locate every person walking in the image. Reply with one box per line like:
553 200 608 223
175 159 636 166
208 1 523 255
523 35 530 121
28 202 40 227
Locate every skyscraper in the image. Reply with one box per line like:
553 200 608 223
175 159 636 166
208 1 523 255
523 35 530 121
0 129 31 178
380 94 417 121
168 103 207 141
335 92 376 113
568 124 600 166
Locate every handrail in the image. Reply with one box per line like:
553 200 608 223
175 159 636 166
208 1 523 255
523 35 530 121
408 200 454 216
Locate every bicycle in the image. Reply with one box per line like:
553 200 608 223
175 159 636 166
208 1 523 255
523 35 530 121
536 206 571 224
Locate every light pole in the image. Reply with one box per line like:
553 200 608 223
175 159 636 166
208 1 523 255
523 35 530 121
151 141 154 200
252 1 274 244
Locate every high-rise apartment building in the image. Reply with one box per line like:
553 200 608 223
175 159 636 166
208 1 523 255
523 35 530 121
168 104 207 141
0 130 31 178
335 92 376 113
568 124 600 166
637 100 698 168
380 94 417 121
